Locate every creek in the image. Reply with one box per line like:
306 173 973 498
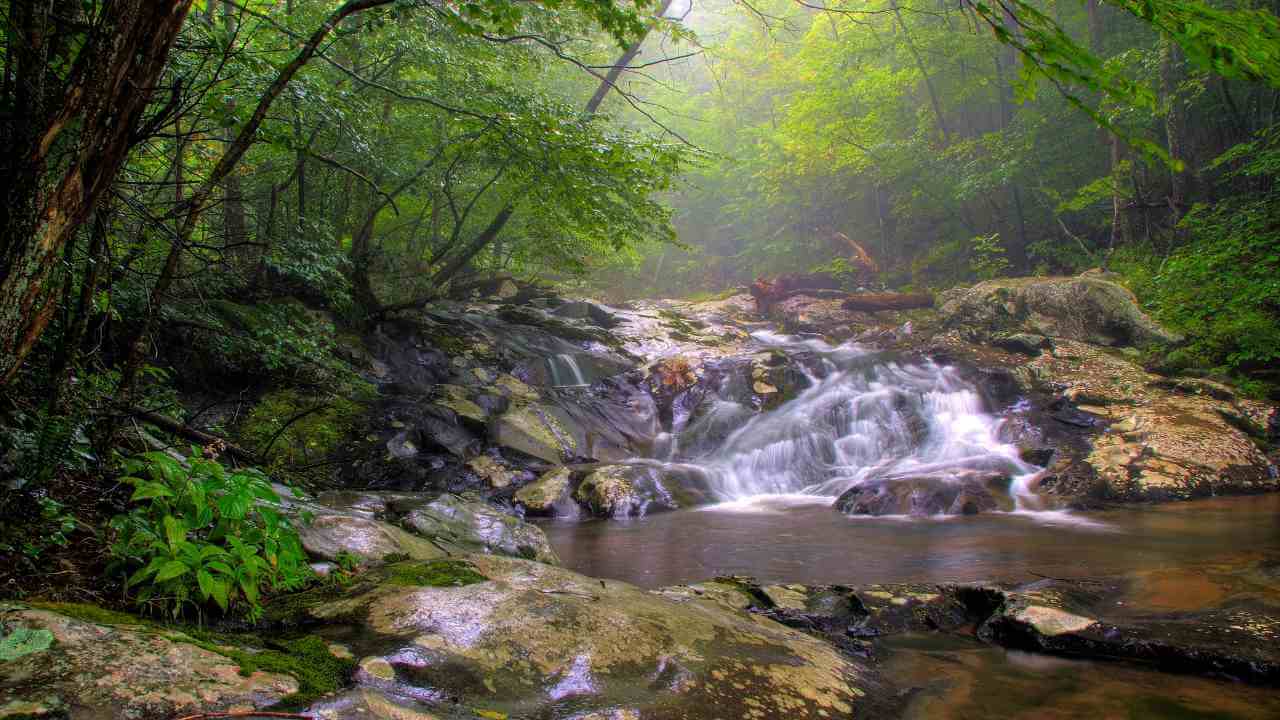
538 328 1280 719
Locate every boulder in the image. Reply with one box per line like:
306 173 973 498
488 403 578 463
835 473 1010 516
574 463 713 517
0 605 297 719
401 494 558 564
299 555 893 720
552 299 621 328
938 275 1181 348
514 466 574 516
1026 341 1277 502
298 513 446 565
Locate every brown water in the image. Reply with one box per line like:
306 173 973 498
541 494 1280 588
883 634 1280 720
541 494 1280 718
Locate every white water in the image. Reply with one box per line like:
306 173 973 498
547 353 589 387
680 332 1044 513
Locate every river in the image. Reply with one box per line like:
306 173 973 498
538 329 1280 719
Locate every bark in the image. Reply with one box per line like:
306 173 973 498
1161 35 1190 225
129 407 261 464
841 293 934 312
0 0 196 385
1087 0 1128 258
891 0 949 143
585 0 676 114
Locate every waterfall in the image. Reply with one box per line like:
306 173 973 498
681 332 1042 512
547 353 589 387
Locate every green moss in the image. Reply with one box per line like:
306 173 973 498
384 559 486 588
185 632 355 708
29 602 351 708
238 389 366 469
30 602 151 627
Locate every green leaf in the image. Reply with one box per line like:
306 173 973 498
0 627 55 661
131 482 175 501
197 569 215 600
163 516 186 549
155 559 190 582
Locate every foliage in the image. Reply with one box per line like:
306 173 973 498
970 233 1012 280
1111 129 1280 391
0 626 55 661
237 389 369 470
109 451 311 620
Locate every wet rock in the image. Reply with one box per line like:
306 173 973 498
835 473 1009 516
414 405 479 458
977 578 1280 685
574 463 713 517
298 512 446 565
463 454 519 489
0 605 297 718
514 466 574 516
1028 341 1276 502
552 299 621 328
432 384 489 429
991 332 1052 356
938 275 1181 348
401 494 558 564
299 555 894 720
488 403 578 464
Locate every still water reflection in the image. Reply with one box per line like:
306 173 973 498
540 494 1280 588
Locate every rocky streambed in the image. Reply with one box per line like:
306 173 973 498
4 273 1279 719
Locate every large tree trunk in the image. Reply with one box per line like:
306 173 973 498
0 0 196 385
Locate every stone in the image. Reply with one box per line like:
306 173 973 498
938 275 1182 347
0 606 297 719
401 494 558 564
514 466 574 516
434 385 489 427
574 464 713 517
464 455 518 489
1027 340 1277 502
488 404 576 463
835 473 1009 516
298 513 446 565
299 555 892 720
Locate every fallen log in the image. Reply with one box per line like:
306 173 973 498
841 292 934 312
128 407 262 464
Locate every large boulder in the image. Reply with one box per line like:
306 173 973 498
938 275 1181 348
513 466 575 516
401 493 558 564
300 555 894 720
1025 341 1277 502
574 463 714 517
835 472 1011 516
303 491 556 565
0 605 298 719
488 403 578 464
297 513 446 565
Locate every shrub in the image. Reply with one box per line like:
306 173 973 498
109 451 311 620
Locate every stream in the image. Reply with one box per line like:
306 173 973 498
538 328 1280 719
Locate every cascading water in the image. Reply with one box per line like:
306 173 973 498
670 331 1043 514
547 353 590 387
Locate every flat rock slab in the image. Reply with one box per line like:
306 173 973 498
300 554 896 719
0 605 296 720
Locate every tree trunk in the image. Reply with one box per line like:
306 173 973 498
584 0 676 114
0 0 196 385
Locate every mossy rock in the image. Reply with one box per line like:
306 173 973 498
237 388 372 471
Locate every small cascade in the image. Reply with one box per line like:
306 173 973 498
675 332 1042 514
547 353 590 387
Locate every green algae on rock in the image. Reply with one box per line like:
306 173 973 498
298 554 895 720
